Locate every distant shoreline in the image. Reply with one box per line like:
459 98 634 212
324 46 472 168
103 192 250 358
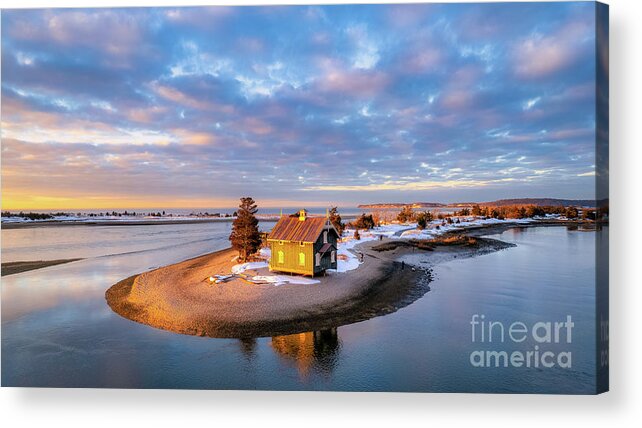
2 216 361 229
358 198 605 209
1 218 267 229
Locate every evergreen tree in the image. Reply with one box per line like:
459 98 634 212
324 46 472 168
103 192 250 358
416 211 432 230
582 209 596 221
353 213 375 230
397 205 415 223
328 206 345 236
566 206 579 219
229 197 262 262
455 207 470 216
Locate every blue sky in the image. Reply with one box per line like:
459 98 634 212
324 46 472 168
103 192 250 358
1 3 601 209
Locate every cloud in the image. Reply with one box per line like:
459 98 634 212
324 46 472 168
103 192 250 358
152 84 209 110
1 3 601 208
163 6 235 28
346 24 380 70
522 97 541 111
314 59 390 97
5 9 157 69
304 178 516 192
512 18 594 79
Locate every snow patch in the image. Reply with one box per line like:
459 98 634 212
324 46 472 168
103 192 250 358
252 275 320 286
329 217 541 272
231 262 268 274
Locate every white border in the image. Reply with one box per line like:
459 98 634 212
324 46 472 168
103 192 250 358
1 0 640 427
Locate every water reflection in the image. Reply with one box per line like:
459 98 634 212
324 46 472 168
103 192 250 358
2 226 602 392
270 328 340 378
238 338 257 361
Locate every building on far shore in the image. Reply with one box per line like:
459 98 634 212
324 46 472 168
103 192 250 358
267 209 339 276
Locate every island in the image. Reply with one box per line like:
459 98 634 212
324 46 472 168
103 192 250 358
105 198 606 338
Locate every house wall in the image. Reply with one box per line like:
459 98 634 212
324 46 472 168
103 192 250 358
268 225 340 276
268 240 314 275
315 251 335 273
312 227 339 273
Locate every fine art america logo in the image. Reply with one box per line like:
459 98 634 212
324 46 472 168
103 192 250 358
470 314 574 368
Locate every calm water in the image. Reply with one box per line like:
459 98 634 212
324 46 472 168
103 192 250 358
1 224 602 393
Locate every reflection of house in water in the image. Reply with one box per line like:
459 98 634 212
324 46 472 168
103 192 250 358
238 338 257 361
270 328 340 377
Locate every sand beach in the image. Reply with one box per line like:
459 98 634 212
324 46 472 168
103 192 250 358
106 232 513 338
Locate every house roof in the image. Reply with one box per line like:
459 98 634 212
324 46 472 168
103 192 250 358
318 243 335 253
268 215 336 243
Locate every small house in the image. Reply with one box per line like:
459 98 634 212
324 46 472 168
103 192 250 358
267 209 339 276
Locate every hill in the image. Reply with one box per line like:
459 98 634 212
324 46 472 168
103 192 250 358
357 202 447 209
471 198 598 207
358 198 601 209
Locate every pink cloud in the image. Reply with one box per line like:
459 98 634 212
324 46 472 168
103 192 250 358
512 19 593 79
317 70 389 98
151 83 235 114
548 128 594 140
163 6 235 29
126 106 168 124
438 65 484 110
9 10 146 67
513 36 570 79
242 117 274 136
441 90 474 110
309 57 390 98
385 4 433 28
171 129 217 146
401 48 443 74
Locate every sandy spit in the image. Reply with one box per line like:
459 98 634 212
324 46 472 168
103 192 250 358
106 232 515 339
1 259 82 276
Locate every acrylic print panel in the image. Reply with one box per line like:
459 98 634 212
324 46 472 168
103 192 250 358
0 2 608 394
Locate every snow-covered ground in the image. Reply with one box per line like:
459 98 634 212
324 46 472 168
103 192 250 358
252 275 320 286
230 215 563 284
230 258 320 286
396 216 535 238
231 262 269 274
333 214 565 271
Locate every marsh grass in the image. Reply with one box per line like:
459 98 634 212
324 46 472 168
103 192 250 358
371 235 478 252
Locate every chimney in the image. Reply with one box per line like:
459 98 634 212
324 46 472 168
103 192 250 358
299 209 306 221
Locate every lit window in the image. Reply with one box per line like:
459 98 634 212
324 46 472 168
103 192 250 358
331 251 336 263
299 252 305 266
315 253 321 266
278 251 284 264
323 230 328 243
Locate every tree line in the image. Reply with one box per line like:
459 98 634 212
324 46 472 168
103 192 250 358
392 204 606 223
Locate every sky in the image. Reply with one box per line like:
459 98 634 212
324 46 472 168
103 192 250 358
1 2 602 210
